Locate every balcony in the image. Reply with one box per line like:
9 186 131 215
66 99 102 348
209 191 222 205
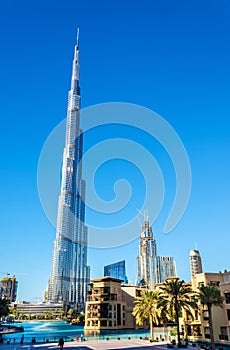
87 294 117 302
219 335 229 341
92 288 111 295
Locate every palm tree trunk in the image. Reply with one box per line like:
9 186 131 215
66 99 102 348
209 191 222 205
208 305 215 350
175 307 181 345
150 314 154 341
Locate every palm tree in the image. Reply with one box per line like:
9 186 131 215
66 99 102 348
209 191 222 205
67 308 73 320
198 284 224 350
0 298 10 320
58 309 65 320
132 290 162 340
159 278 197 346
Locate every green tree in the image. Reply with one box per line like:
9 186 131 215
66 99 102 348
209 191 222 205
198 284 224 350
77 312 85 323
58 309 65 320
132 290 162 340
67 308 73 320
9 307 19 320
160 278 197 346
0 298 10 319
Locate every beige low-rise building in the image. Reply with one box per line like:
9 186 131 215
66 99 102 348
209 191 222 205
184 271 230 344
121 284 147 329
84 277 144 334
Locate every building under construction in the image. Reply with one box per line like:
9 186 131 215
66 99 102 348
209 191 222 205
136 218 176 288
0 274 18 302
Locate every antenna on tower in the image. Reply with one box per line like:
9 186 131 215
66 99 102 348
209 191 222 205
137 217 142 231
136 208 149 231
136 208 145 217
136 208 149 222
76 28 80 48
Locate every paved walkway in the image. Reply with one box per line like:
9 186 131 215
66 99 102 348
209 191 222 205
0 341 198 350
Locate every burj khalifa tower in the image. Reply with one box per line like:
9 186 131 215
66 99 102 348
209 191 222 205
48 30 88 310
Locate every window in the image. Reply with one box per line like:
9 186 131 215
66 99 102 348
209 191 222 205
220 327 227 336
195 310 198 320
204 327 210 339
220 327 228 340
210 281 220 287
227 309 230 321
203 310 209 320
104 287 110 294
225 293 230 304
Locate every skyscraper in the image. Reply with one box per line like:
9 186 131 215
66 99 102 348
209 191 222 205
136 218 158 289
158 256 177 283
136 217 177 288
48 30 88 310
104 260 128 284
190 249 203 277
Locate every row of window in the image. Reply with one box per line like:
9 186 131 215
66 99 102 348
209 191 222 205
86 320 126 327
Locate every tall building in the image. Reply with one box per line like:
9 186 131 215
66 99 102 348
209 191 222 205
48 30 88 310
190 249 203 277
104 260 128 284
136 218 177 288
0 275 18 302
158 256 177 283
136 218 158 289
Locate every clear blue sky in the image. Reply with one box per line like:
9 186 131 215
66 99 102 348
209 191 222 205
0 0 229 301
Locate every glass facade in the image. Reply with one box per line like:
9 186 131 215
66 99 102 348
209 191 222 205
104 260 128 284
190 249 202 277
158 256 177 283
136 219 177 288
48 33 88 310
136 220 158 289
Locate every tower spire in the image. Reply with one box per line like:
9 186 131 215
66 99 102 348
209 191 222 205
74 28 80 62
76 27 79 48
48 31 88 309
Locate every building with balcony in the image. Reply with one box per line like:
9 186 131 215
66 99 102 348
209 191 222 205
84 277 141 334
85 277 126 333
184 271 230 344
